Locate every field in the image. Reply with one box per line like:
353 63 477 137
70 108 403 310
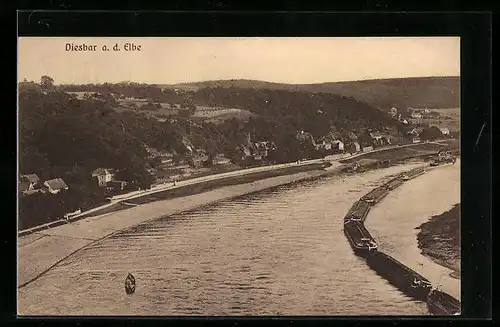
410 108 460 132
114 100 255 123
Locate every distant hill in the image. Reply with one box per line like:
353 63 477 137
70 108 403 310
166 76 460 111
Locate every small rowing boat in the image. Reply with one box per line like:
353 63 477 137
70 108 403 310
125 273 136 294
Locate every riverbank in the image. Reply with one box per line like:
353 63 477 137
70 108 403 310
416 203 461 279
364 160 460 301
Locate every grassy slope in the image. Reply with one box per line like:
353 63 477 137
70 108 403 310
166 76 460 110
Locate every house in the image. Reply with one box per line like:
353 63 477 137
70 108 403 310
389 107 398 117
44 178 69 194
212 154 231 165
92 168 116 187
253 142 271 158
412 137 421 144
369 132 384 142
408 127 424 136
439 127 450 135
191 154 209 168
382 136 392 145
410 112 423 120
362 146 374 152
19 174 41 194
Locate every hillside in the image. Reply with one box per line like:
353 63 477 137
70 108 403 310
167 76 460 111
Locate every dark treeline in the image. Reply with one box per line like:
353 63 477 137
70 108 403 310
59 82 185 104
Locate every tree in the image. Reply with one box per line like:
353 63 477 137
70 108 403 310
40 75 55 90
419 126 443 141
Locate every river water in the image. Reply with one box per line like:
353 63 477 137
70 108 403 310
18 162 456 316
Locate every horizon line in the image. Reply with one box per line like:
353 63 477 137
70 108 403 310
21 75 460 86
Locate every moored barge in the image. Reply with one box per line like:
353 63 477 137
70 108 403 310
385 177 404 190
343 220 378 256
361 186 390 205
366 251 432 300
427 289 461 316
344 200 371 223
400 167 425 181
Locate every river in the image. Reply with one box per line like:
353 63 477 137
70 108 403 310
18 162 456 316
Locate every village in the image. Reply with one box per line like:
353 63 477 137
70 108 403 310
18 108 453 202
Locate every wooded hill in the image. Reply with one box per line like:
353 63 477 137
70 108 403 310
167 76 460 111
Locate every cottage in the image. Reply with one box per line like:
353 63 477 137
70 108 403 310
212 154 231 166
369 132 384 141
411 112 423 119
191 154 209 168
362 146 374 153
408 127 424 136
412 137 421 144
19 174 41 194
439 127 450 135
44 178 69 194
92 168 116 187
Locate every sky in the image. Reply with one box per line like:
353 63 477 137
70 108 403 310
18 37 460 85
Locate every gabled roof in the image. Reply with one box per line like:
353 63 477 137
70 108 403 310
44 178 69 191
21 174 41 184
92 168 115 176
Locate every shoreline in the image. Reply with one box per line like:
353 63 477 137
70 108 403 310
416 203 461 279
364 160 461 302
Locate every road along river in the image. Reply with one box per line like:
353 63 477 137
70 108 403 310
18 161 457 316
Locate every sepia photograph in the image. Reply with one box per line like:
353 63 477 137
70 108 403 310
17 37 461 316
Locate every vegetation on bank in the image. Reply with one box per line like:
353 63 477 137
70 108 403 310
416 204 461 278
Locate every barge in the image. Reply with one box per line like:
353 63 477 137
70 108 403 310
343 220 378 256
385 177 404 191
361 186 390 205
366 251 432 300
400 167 425 181
427 289 461 316
344 200 371 223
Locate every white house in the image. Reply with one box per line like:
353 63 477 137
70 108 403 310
44 178 69 194
439 127 450 135
390 107 398 117
362 146 374 153
92 168 116 187
369 132 384 141
410 112 423 119
212 154 231 165
19 174 41 194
